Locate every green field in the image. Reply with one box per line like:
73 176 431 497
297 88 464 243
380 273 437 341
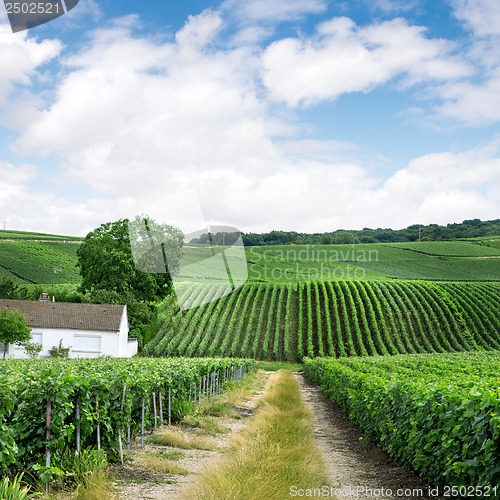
0 240 81 284
304 353 500 488
245 242 500 282
2 229 500 285
0 230 82 241
388 240 500 256
2 228 500 492
145 280 500 361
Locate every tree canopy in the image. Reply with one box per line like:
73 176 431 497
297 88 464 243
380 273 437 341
241 218 500 246
76 217 183 302
0 308 31 357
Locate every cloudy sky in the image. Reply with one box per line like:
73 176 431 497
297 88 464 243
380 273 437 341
1 0 499 236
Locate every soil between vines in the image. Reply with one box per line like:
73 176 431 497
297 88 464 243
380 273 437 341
295 372 445 500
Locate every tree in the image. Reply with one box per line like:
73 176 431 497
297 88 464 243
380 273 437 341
76 217 183 302
0 308 31 357
0 278 18 299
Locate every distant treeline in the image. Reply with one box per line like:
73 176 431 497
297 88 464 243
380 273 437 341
241 218 500 246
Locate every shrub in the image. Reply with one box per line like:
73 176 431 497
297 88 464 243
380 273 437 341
48 340 70 358
21 342 43 359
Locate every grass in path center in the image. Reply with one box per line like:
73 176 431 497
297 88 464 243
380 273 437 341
186 369 332 499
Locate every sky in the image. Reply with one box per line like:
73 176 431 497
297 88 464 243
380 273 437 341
0 0 500 237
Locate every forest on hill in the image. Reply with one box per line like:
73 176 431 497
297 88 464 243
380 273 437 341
240 218 500 246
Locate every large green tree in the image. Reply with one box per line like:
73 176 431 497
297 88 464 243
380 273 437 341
76 217 183 302
0 308 31 357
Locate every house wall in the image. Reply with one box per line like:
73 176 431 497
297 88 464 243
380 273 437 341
116 305 130 357
5 326 133 358
127 338 138 357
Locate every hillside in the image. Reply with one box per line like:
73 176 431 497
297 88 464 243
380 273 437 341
2 229 500 285
244 241 500 281
0 230 82 242
0 240 81 284
145 280 500 361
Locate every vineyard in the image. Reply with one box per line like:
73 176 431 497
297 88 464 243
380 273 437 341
246 242 500 281
0 357 255 478
2 229 500 286
303 353 500 489
145 280 500 361
0 241 80 284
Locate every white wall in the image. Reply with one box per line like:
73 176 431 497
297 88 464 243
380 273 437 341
7 327 133 358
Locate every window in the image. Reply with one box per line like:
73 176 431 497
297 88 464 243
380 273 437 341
31 332 43 344
73 335 101 353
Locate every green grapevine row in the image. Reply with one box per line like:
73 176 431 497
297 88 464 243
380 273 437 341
144 281 500 361
0 357 255 476
304 353 500 488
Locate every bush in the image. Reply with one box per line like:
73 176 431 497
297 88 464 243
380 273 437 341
21 342 42 359
48 340 70 358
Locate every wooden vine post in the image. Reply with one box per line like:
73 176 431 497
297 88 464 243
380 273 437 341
45 399 51 494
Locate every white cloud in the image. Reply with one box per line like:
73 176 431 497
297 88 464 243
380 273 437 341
0 160 37 183
0 27 62 107
175 9 222 50
262 17 471 107
451 0 500 37
379 144 500 226
423 0 500 126
13 12 278 223
434 66 500 125
4 12 500 235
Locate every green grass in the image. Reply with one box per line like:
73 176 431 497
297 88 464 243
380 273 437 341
148 428 216 450
0 230 82 241
135 451 189 475
186 370 331 500
388 240 500 256
256 361 303 372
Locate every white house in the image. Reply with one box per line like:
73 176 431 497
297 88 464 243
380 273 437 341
0 298 138 358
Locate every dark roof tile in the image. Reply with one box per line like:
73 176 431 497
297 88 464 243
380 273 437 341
0 300 125 332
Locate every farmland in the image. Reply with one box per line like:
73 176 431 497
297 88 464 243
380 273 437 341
2 227 500 494
0 357 255 477
145 280 500 361
304 353 500 489
2 228 500 285
245 242 500 282
0 240 80 284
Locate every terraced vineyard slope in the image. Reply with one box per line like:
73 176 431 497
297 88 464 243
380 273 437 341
145 280 500 361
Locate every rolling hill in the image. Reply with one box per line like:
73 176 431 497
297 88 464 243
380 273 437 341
145 280 500 361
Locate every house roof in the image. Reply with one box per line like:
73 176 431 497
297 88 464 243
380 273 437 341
0 300 126 332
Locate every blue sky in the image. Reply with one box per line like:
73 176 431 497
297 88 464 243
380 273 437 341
0 0 500 236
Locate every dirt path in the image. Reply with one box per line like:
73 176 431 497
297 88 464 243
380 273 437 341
112 374 268 499
295 373 445 500
113 372 446 499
